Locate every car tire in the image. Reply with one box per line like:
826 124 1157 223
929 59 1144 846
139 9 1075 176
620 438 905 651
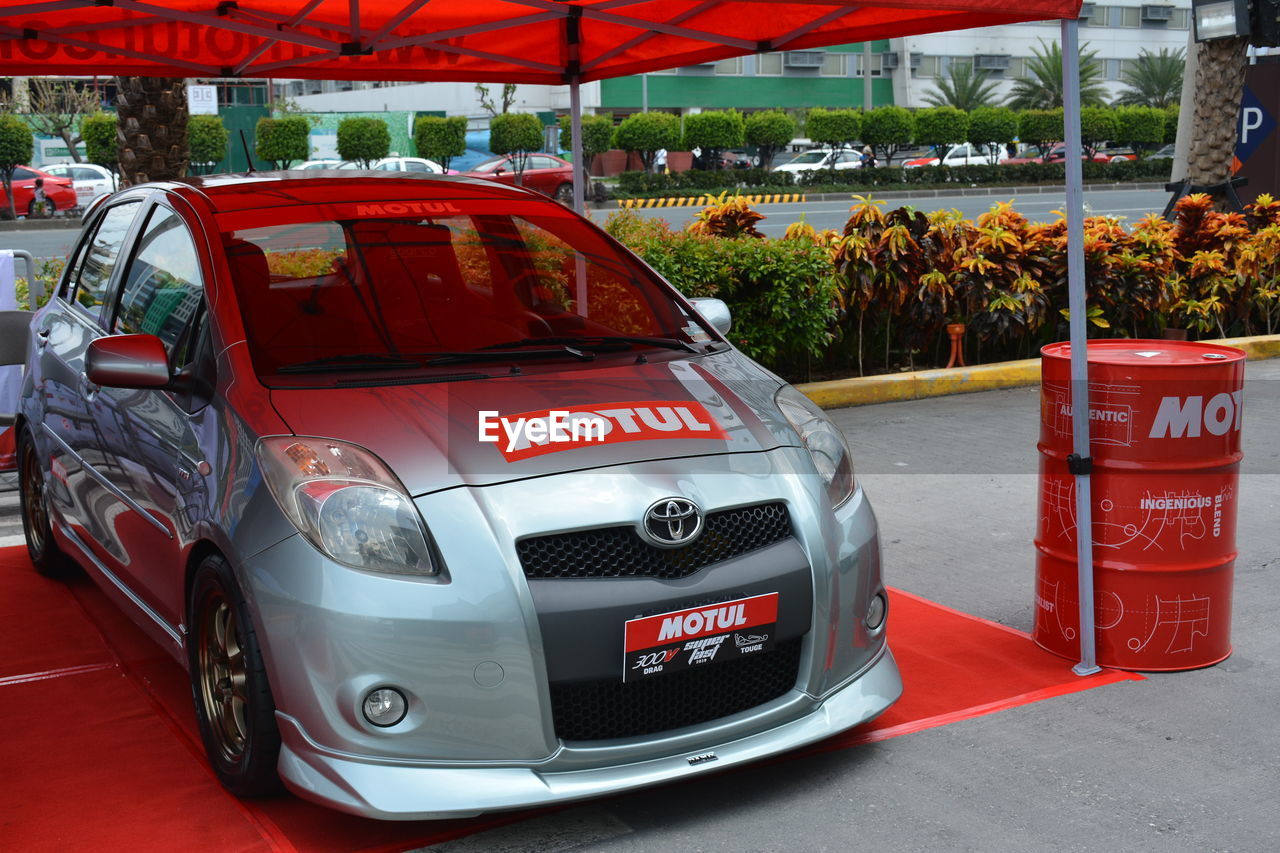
555 182 574 204
17 427 71 577
188 554 283 798
27 198 54 219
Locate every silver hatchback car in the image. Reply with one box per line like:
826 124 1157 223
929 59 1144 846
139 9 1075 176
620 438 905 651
16 172 901 819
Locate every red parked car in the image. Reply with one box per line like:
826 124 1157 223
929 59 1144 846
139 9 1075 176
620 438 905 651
463 153 575 203
0 165 78 217
1003 144 1111 165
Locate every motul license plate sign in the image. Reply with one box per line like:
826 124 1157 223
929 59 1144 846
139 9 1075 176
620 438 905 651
622 593 779 682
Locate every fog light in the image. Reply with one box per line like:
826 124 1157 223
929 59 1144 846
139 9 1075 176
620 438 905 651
362 687 407 727
865 594 887 631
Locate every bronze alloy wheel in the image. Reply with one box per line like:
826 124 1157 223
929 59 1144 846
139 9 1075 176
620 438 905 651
17 429 67 577
188 555 282 797
196 589 249 762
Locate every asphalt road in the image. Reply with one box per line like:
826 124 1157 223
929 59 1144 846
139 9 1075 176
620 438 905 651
1 187 1169 262
591 187 1170 236
3 359 1277 851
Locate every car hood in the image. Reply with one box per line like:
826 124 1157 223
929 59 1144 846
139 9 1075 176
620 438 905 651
267 352 799 496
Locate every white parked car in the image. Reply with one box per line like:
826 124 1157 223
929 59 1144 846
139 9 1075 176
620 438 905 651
338 156 444 174
41 162 116 208
902 143 1010 169
294 159 345 170
771 148 862 175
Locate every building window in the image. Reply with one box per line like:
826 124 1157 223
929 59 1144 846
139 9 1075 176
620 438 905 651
821 53 847 76
1007 57 1027 79
1105 58 1123 80
1170 7 1190 28
757 53 783 75
1083 4 1110 25
914 55 940 78
715 56 743 75
944 56 973 74
856 53 884 77
1116 6 1140 26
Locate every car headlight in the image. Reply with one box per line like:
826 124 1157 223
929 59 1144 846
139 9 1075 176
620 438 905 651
774 386 857 508
256 436 437 576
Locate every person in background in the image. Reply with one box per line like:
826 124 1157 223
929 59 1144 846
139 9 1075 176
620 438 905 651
860 145 877 169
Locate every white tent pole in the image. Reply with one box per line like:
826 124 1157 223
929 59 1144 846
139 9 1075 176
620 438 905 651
1060 17 1100 677
570 76 585 214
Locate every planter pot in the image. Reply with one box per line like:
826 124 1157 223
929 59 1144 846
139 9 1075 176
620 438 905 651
945 323 966 368
666 151 694 173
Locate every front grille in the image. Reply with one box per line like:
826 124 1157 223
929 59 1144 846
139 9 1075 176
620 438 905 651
549 638 803 741
517 502 791 580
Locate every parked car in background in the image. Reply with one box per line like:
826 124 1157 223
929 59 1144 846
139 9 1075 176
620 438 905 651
1003 144 1111 166
295 159 344 170
463 152 575 202
0 165 77 217
349 156 444 174
902 143 1009 169
42 163 116 208
14 170 900 819
771 148 862 175
1146 143 1177 162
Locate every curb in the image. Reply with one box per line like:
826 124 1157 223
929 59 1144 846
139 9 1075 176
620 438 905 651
0 217 82 232
619 193 806 209
797 334 1280 410
600 182 1168 211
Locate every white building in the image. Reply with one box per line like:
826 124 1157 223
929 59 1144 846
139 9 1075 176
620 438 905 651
893 1 1194 108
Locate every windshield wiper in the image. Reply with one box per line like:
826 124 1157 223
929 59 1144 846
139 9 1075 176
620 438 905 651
277 354 421 374
425 346 595 366
481 335 699 354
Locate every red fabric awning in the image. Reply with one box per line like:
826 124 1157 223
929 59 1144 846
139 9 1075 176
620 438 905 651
0 0 1081 84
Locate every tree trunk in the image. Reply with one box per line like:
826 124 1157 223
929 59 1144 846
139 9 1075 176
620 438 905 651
1186 37 1249 187
115 77 189 187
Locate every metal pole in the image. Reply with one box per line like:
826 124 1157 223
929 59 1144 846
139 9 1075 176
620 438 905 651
1171 29 1198 183
863 42 873 109
1061 17 1101 677
642 73 648 112
570 76 585 215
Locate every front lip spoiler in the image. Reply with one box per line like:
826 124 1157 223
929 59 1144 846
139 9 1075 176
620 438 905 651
273 648 903 821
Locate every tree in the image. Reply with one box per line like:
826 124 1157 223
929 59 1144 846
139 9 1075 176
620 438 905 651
81 112 118 175
1114 48 1185 109
805 108 862 167
23 79 100 164
1079 106 1119 158
921 63 1000 112
1186 37 1249 187
682 110 745 171
1018 108 1064 158
1114 106 1165 158
489 112 544 184
744 110 796 170
1006 39 1107 109
861 105 913 166
1163 104 1179 145
612 112 681 172
256 116 311 169
337 117 390 168
188 115 229 174
968 106 1018 162
476 83 517 117
115 77 189 187
0 114 34 220
414 115 467 173
557 112 614 189
913 106 969 157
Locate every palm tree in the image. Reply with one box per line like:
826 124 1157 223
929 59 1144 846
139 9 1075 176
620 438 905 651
1114 48 1185 109
1006 39 1108 110
115 76 189 187
1186 37 1249 187
921 63 1001 112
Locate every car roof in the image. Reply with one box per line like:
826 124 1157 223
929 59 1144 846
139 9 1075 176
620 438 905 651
150 170 549 214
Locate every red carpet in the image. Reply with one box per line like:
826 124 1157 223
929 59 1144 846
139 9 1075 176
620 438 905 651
0 546 1141 851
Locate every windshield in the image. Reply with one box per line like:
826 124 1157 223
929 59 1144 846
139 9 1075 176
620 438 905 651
787 151 829 165
221 200 713 380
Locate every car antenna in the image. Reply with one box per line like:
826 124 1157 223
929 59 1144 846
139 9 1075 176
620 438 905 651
238 130 256 174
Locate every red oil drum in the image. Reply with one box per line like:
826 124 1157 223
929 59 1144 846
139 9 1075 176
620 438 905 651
1034 340 1245 671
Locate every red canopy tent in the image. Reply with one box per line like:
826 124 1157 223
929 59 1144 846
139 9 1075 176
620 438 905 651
0 0 1102 674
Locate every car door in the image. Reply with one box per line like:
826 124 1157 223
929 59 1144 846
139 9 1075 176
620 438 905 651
97 200 211 626
37 198 145 568
522 155 561 195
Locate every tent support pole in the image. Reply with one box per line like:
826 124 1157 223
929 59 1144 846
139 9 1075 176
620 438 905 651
570 76 585 215
1060 17 1100 678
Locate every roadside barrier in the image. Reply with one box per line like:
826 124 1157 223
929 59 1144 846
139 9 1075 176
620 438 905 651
619 193 806 209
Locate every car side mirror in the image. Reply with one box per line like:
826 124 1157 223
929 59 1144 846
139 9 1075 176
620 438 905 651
690 297 732 336
86 334 172 389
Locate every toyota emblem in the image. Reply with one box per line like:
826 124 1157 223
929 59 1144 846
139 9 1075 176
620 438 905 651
643 498 703 548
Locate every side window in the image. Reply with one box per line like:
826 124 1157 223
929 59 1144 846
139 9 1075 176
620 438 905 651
12 167 37 180
404 160 430 172
375 161 398 171
71 201 141 323
115 206 204 356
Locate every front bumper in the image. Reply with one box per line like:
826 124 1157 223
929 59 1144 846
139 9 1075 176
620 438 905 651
275 647 901 820
239 446 900 818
